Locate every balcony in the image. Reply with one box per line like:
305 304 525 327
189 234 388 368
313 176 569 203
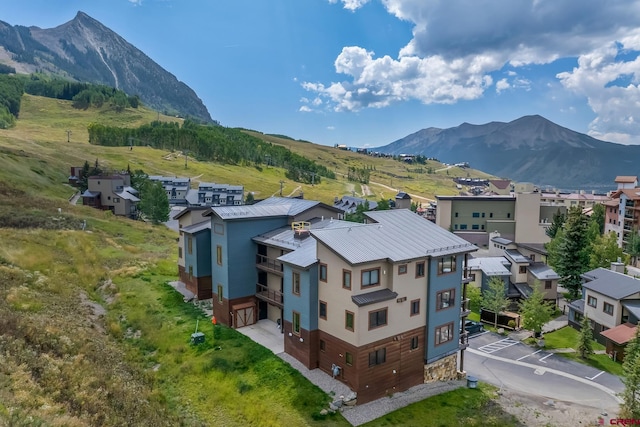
460 298 471 318
256 254 283 275
255 283 284 308
459 331 469 350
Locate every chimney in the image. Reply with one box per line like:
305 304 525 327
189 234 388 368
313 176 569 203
611 257 625 274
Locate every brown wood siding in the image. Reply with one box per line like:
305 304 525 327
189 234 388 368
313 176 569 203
317 326 425 404
283 321 319 369
178 266 212 300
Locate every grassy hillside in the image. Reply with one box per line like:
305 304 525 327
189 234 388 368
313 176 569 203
0 95 512 426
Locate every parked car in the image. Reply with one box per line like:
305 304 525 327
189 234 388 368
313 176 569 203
465 320 484 335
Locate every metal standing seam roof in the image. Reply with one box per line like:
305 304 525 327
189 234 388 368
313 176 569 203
622 300 640 322
581 268 640 300
352 289 398 307
504 249 531 264
527 262 560 280
115 191 140 202
208 204 291 219
491 237 513 245
467 257 511 276
311 209 476 265
568 298 585 314
181 222 211 234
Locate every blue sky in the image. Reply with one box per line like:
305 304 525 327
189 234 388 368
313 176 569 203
2 0 640 146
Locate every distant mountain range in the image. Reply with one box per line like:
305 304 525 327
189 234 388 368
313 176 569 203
0 11 212 123
374 115 640 190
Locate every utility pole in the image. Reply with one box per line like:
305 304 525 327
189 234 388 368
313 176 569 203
66 130 72 143
279 180 285 197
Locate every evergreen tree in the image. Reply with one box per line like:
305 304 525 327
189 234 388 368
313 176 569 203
626 230 640 267
345 201 370 223
377 199 390 210
482 277 510 328
621 325 640 418
589 231 627 270
139 181 170 224
590 203 606 235
78 160 91 192
545 228 564 268
546 209 566 238
554 206 590 300
245 192 255 205
577 315 594 359
518 281 554 337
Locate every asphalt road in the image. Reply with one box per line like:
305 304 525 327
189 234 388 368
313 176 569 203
464 331 623 414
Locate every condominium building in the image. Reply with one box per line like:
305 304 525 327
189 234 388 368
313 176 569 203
184 197 477 403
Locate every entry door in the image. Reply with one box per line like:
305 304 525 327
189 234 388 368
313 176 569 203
235 306 255 328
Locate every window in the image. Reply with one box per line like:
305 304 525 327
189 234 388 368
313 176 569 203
410 299 420 316
603 302 614 316
437 289 455 310
587 295 597 307
188 265 193 280
368 348 386 367
481 225 485 230
114 197 120 203
178 247 183 258
216 245 223 265
188 236 193 254
293 272 301 295
369 308 388 329
415 262 425 278
472 212 480 218
292 311 301 335
507 213 511 219
530 254 536 261
438 256 457 275
545 280 552 289
481 212 485 218
343 269 352 289
361 268 380 288
435 323 454 346
519 265 527 274
345 352 353 366
398 264 408 275
345 311 354 331
319 263 328 282
459 224 468 230
455 212 459 217
472 224 479 230
320 340 326 352
217 285 223 304
410 336 419 350
319 301 327 319
489 212 493 218
468 273 476 281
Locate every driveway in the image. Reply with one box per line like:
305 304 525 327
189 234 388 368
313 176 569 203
465 331 623 414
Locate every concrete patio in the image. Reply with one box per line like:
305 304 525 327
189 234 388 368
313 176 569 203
236 319 285 354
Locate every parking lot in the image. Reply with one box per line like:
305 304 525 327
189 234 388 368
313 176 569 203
467 331 623 392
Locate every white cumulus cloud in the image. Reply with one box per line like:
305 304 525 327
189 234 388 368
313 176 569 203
310 0 640 142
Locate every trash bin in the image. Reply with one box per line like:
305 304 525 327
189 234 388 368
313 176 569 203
467 376 478 389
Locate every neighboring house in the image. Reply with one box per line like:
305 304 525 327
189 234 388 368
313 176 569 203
395 192 412 210
82 174 139 219
488 179 512 195
181 221 212 299
435 191 555 247
175 207 211 297
568 263 640 352
604 176 640 249
539 190 610 209
68 166 83 186
333 196 378 214
196 197 477 404
466 256 511 292
148 176 191 205
186 182 245 207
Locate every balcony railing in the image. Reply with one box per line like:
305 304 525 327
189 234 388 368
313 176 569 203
256 254 283 275
459 331 469 349
255 283 284 307
460 298 471 318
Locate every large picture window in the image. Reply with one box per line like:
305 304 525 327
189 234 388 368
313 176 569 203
361 268 380 288
438 256 456 275
435 323 454 346
436 289 456 311
368 308 388 330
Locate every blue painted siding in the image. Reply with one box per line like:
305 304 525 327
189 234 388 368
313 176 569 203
184 229 211 277
283 264 319 331
211 216 288 300
425 256 463 362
